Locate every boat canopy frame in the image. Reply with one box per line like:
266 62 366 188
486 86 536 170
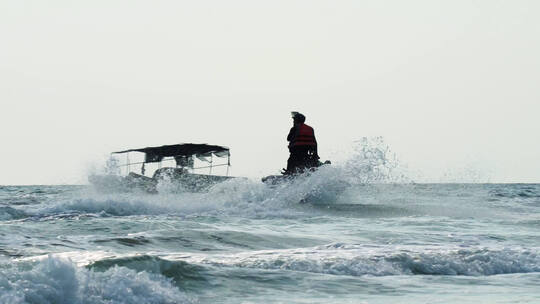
112 143 231 176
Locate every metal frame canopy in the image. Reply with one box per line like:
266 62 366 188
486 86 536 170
112 143 231 176
113 143 230 163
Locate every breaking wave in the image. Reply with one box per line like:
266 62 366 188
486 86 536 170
0 256 191 304
88 255 208 287
19 244 537 294
14 182 538 222
0 206 28 221
184 244 540 277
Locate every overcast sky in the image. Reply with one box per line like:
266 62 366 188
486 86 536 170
1 0 539 184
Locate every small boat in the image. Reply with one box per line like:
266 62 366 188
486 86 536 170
89 143 233 193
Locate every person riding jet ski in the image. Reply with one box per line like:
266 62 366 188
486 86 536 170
283 112 320 174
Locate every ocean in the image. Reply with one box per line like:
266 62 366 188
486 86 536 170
1 168 539 303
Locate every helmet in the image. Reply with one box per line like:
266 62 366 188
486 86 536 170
291 111 306 123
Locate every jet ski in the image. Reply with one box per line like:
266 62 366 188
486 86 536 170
262 159 345 204
261 160 331 187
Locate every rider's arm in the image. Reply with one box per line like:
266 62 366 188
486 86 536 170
287 126 296 142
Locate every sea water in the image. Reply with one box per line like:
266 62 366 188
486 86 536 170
1 165 539 303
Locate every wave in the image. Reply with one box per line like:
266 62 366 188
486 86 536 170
0 256 191 304
88 255 208 287
14 183 523 221
0 206 28 221
180 244 540 277
489 184 540 199
5 244 536 304
21 171 350 219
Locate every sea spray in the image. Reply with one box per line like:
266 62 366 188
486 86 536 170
0 256 191 304
338 137 410 184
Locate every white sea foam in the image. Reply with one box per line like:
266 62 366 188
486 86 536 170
13 137 410 220
0 256 191 304
22 167 353 219
16 179 500 221
177 244 540 277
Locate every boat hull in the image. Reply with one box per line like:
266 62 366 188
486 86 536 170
89 168 233 193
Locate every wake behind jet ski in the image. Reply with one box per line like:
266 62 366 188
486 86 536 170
262 112 331 186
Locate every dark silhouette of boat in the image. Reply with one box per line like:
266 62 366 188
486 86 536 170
89 143 233 193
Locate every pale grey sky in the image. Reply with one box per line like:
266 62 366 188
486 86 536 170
1 0 539 184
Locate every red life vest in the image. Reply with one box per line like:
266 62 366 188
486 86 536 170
291 123 317 147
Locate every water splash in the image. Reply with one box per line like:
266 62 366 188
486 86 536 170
338 137 410 185
0 256 191 304
23 138 415 219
